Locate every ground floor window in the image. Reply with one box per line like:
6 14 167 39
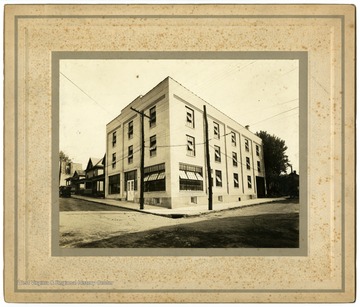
144 163 166 192
109 174 120 194
179 163 203 191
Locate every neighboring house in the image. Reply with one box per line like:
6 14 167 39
105 77 266 209
59 161 82 186
84 156 106 197
65 170 86 194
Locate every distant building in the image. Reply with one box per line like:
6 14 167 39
105 77 266 209
65 170 86 194
59 161 82 186
83 156 106 197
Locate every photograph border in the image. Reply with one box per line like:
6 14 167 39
4 4 355 303
52 50 307 257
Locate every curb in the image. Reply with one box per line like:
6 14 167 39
69 195 287 219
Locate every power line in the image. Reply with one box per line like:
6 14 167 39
249 106 299 126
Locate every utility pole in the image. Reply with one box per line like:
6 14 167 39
203 105 213 210
130 107 150 210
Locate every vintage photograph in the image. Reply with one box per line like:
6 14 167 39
58 58 300 249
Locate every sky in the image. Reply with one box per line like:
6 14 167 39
59 59 299 172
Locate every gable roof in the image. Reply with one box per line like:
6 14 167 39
86 156 105 171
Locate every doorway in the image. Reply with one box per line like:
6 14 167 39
127 180 135 201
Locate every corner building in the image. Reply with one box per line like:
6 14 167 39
105 77 266 209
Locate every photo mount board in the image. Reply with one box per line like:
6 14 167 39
3 4 355 303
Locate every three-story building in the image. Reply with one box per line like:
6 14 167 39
105 77 266 209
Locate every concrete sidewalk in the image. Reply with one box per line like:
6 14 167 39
71 195 287 218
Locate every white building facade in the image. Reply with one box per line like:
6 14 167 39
105 77 266 209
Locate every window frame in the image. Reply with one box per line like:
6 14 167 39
233 173 239 188
232 152 238 167
215 170 222 187
149 106 156 128
256 144 260 156
112 153 116 169
214 145 221 162
257 161 261 172
128 145 133 164
112 131 117 147
247 175 252 189
108 174 120 194
186 135 196 156
245 139 250 152
246 157 251 170
149 135 157 157
213 121 220 139
185 106 195 128
128 121 133 139
231 131 236 146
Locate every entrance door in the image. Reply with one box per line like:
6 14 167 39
256 176 266 198
127 180 135 201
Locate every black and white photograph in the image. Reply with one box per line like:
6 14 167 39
58 56 301 249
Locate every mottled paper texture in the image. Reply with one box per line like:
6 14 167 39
3 4 355 303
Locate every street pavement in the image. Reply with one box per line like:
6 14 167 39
59 197 299 248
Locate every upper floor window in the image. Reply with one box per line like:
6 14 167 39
231 131 236 146
112 153 116 169
186 107 194 128
213 122 220 139
149 106 156 128
112 131 117 147
256 145 260 156
215 170 222 187
245 139 249 152
232 152 238 167
186 135 195 156
246 157 251 170
234 173 239 188
214 145 221 162
150 135 157 157
257 161 261 172
128 145 133 164
128 121 133 139
247 175 252 189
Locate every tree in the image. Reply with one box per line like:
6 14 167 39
59 150 72 163
256 131 289 196
59 151 72 178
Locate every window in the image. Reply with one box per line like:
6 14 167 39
234 173 239 188
257 161 261 172
187 135 195 156
149 106 156 127
112 131 117 147
128 146 133 164
124 170 138 191
232 152 238 167
149 135 157 157
214 145 221 162
256 145 260 156
213 122 220 139
246 157 251 170
231 131 236 146
112 153 116 169
245 139 249 151
144 163 166 192
186 107 194 128
108 174 120 194
128 121 133 139
247 175 252 189
179 163 203 191
215 170 222 187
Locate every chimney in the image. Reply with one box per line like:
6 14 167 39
245 125 250 130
